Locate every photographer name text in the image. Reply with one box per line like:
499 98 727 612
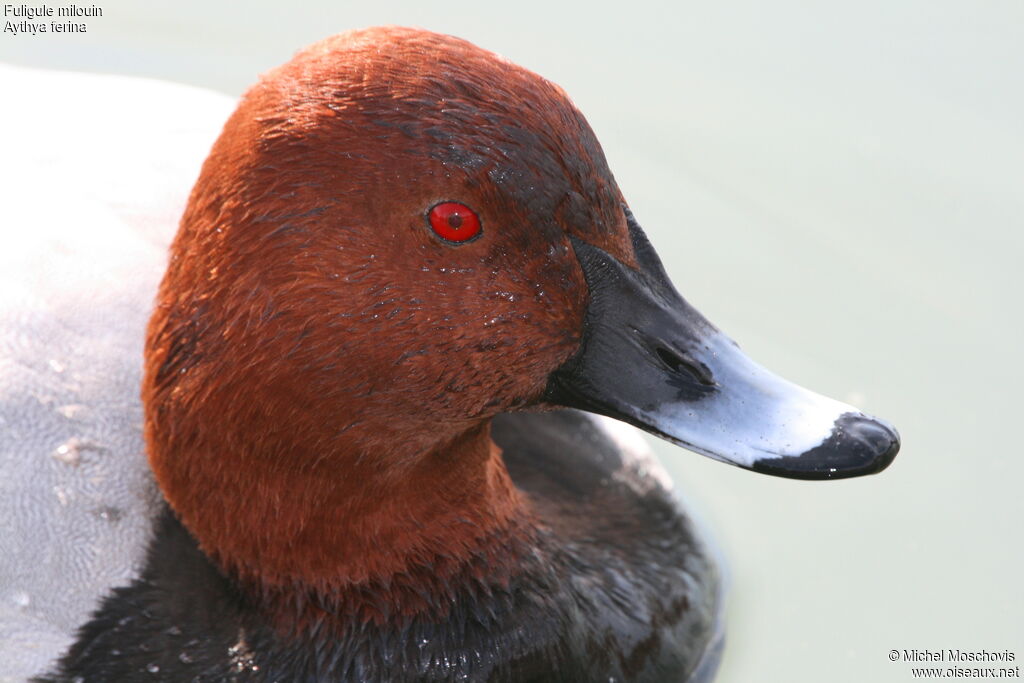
898 650 1017 663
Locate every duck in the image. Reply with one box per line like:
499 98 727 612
0 27 900 683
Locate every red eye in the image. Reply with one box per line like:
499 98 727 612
427 201 482 243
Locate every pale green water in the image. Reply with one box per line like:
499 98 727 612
3 2 1022 681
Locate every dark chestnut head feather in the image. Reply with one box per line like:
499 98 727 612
143 27 636 606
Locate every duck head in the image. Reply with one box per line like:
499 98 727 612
144 27 898 596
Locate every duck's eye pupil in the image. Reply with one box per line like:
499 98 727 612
428 202 481 243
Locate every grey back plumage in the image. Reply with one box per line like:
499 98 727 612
0 66 233 681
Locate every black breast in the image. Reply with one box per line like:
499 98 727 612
38 410 722 682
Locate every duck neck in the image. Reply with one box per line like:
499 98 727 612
150 417 534 624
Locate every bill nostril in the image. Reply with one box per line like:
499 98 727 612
654 346 685 372
654 345 715 386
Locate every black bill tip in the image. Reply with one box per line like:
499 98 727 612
752 412 901 480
